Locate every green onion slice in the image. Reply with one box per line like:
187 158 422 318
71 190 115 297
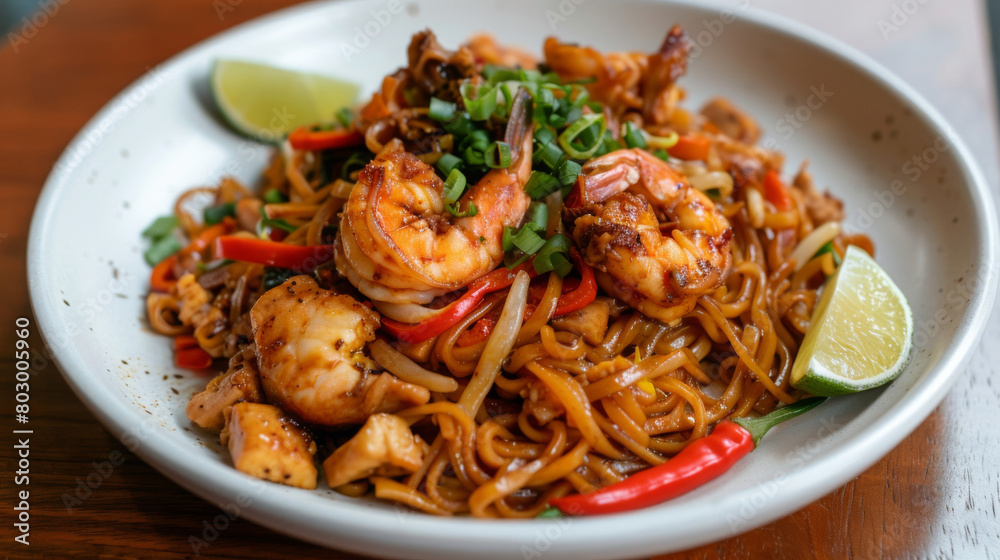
485 141 512 169
441 169 468 204
524 170 562 199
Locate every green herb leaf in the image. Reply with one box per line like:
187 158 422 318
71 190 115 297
622 121 647 149
142 215 178 239
143 234 182 266
335 107 354 129
203 202 236 225
264 189 288 204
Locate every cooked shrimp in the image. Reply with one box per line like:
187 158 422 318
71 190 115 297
544 25 689 125
249 276 430 426
336 90 534 304
564 148 732 324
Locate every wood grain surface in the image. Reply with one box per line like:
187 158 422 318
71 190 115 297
1 1 998 558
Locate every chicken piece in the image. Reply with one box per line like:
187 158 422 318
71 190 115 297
174 273 228 357
186 345 264 431
323 413 424 488
521 380 566 425
250 276 430 427
794 163 844 225
551 298 612 346
221 402 318 489
700 97 760 144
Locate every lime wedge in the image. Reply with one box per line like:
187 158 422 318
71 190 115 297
791 245 913 396
211 59 360 143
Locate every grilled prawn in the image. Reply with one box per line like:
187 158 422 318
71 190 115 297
249 276 429 426
564 148 732 324
335 91 534 304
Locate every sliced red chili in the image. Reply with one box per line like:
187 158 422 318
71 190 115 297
150 255 178 293
547 397 826 516
381 263 537 344
763 169 794 212
287 127 364 151
173 335 213 370
553 251 597 316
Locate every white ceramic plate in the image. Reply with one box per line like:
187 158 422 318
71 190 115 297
27 1 999 558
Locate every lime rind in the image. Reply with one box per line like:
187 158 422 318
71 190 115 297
791 246 913 396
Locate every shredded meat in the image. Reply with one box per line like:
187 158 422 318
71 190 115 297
700 97 760 144
794 163 844 225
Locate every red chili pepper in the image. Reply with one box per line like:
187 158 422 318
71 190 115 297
287 127 364 151
174 335 213 370
547 397 826 516
381 263 537 344
553 250 597 316
666 134 711 161
763 169 794 212
213 236 334 271
150 255 178 293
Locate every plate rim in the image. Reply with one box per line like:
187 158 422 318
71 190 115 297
26 0 1000 557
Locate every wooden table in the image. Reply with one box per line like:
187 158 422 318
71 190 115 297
2 1 998 558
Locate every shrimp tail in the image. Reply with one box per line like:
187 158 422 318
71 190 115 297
504 87 534 164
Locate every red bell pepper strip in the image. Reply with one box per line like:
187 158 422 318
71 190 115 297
547 397 826 516
763 169 794 212
174 335 213 370
381 263 538 344
553 251 597 317
178 217 236 262
213 236 334 272
666 134 711 161
150 255 178 293
287 127 364 151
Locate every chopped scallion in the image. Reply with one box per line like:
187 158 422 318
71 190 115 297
437 153 463 176
142 215 178 239
441 169 468 204
556 160 582 186
485 141 512 168
429 97 457 122
558 113 607 159
143 234 182 266
460 82 498 121
524 170 562 199
203 202 236 225
623 121 647 149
